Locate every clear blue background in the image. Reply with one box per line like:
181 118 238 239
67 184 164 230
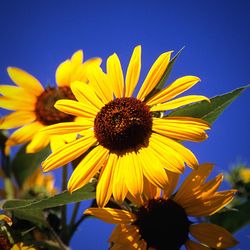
0 0 249 249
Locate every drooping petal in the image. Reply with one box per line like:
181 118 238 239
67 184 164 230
150 95 210 112
6 121 44 147
112 154 129 204
138 147 169 189
7 67 44 95
137 51 172 101
149 133 186 173
125 45 141 97
151 132 199 170
55 99 98 118
0 111 36 129
162 170 180 199
96 153 118 207
42 130 96 172
190 223 238 249
107 53 124 98
68 145 109 192
0 85 37 104
0 96 35 111
124 151 143 199
146 76 201 106
152 117 210 142
70 81 105 110
84 208 136 224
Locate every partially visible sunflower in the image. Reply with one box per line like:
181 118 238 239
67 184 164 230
85 163 238 250
10 242 36 250
0 51 101 153
21 168 57 197
42 45 210 207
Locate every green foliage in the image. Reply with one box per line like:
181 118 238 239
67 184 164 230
167 85 249 124
11 145 50 187
209 201 250 233
2 183 95 211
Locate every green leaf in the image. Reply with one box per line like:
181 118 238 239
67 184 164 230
13 208 46 226
144 47 185 102
209 200 250 233
167 85 249 124
2 183 95 211
11 144 50 187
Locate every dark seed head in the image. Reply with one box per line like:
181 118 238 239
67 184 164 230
94 97 152 152
134 198 190 250
35 86 75 125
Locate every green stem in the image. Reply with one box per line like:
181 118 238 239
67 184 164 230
61 165 68 235
69 202 80 227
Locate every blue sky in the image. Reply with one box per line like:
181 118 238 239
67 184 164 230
0 0 249 249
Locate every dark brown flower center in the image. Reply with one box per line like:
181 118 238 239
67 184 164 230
35 86 76 125
134 198 190 250
94 97 152 152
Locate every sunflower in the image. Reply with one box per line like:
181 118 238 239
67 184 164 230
0 50 101 153
85 163 238 250
42 45 210 207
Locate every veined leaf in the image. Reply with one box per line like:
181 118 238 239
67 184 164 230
11 144 50 187
2 183 95 211
167 85 249 124
144 47 185 101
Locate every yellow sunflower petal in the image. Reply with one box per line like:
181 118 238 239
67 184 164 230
0 214 12 226
84 208 136 224
190 223 239 249
149 133 186 173
71 50 83 64
185 239 210 250
96 153 118 207
0 85 37 104
185 190 236 217
70 81 105 110
152 117 210 142
112 154 129 204
150 95 210 112
55 60 72 86
68 145 109 192
107 53 124 98
143 177 161 201
49 134 77 152
7 67 44 96
55 99 98 118
0 111 36 129
26 132 50 153
146 75 200 106
151 132 199 170
124 151 143 199
41 121 92 136
42 130 96 172
139 147 169 188
162 170 180 199
137 51 172 101
125 45 141 97
0 96 35 111
6 121 43 147
174 163 214 203
88 66 114 103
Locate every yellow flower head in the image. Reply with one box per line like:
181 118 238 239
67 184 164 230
0 51 101 153
21 168 57 196
42 45 210 207
85 163 238 250
11 242 36 250
239 167 250 183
